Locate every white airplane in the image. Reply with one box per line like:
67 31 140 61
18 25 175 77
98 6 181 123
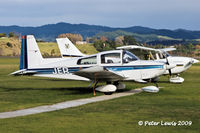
117 45 199 83
11 35 176 95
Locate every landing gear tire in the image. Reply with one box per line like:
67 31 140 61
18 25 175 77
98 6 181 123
104 92 113 95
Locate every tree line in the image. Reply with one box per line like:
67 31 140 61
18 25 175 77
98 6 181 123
0 32 19 38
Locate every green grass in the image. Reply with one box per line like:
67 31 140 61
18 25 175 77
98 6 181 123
76 44 98 54
0 57 105 112
38 42 61 57
0 58 199 133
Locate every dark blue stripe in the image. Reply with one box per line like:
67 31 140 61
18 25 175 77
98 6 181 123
106 65 163 71
24 36 28 69
19 36 28 69
19 37 24 70
27 65 163 74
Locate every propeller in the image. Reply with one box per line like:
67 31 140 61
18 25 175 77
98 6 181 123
166 57 172 76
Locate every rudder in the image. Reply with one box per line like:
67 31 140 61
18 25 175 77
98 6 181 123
19 35 43 69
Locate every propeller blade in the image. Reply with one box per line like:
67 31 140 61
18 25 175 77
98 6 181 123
168 69 172 76
166 57 172 76
166 57 169 65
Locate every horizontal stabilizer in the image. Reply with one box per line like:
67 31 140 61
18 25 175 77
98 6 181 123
10 69 37 75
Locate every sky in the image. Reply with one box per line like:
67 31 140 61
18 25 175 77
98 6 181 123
0 0 200 30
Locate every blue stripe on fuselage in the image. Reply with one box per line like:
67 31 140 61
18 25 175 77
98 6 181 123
106 65 163 71
26 65 163 74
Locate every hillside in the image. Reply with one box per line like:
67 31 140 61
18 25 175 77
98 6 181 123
0 37 97 57
38 42 98 57
95 30 177 43
0 37 20 56
0 22 200 41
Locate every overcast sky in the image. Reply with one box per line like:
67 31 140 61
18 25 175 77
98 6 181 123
0 0 200 30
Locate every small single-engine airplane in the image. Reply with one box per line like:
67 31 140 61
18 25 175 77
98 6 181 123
117 45 199 83
11 35 176 95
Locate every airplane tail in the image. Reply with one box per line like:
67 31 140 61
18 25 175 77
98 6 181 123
19 35 43 70
56 37 85 57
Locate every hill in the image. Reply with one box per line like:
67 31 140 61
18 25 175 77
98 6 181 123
0 22 200 41
95 30 177 43
0 37 97 57
0 37 20 56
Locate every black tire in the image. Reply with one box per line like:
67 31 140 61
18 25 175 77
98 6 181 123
113 81 119 86
104 92 113 95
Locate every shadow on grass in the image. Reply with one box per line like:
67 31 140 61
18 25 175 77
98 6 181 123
157 81 170 83
2 86 136 96
2 86 94 95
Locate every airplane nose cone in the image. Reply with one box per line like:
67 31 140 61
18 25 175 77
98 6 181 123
191 58 199 64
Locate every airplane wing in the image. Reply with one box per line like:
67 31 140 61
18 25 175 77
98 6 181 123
10 69 37 75
117 45 176 53
74 66 125 81
159 47 176 52
117 45 160 52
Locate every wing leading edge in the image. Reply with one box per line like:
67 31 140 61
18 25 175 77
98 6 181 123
117 45 176 52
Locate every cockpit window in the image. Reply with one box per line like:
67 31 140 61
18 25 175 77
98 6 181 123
123 50 139 63
77 56 97 65
101 53 121 64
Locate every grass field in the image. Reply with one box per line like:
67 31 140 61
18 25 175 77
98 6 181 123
0 57 199 133
38 42 61 57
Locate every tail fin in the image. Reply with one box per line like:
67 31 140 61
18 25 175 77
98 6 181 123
19 35 43 69
56 37 85 57
19 35 28 70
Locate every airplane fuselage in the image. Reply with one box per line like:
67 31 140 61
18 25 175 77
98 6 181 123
26 50 166 82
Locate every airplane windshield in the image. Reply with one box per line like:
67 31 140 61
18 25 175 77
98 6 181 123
123 50 139 63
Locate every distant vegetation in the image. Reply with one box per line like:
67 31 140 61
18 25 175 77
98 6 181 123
58 33 83 44
0 32 200 58
95 30 160 43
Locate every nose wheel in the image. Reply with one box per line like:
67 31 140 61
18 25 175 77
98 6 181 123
169 75 184 83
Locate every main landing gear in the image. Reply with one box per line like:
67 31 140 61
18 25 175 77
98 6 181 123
92 81 126 96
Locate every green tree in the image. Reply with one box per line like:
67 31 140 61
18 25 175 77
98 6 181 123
9 32 14 38
94 39 118 52
94 40 104 52
0 33 6 38
106 40 116 49
123 35 137 45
